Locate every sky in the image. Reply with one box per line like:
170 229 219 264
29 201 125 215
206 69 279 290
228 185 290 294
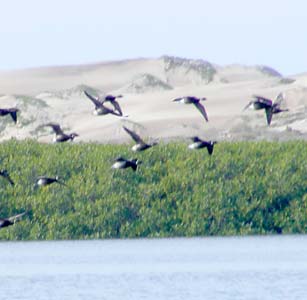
0 0 306 75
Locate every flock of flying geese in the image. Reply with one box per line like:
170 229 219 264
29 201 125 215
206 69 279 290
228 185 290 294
0 89 289 229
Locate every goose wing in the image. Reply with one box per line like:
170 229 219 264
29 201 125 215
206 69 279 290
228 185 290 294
243 101 254 111
123 126 145 144
111 100 123 116
42 123 64 135
8 109 18 123
193 102 209 122
8 211 27 222
252 95 273 107
84 90 103 108
207 144 214 155
103 104 122 116
265 107 273 125
274 92 285 107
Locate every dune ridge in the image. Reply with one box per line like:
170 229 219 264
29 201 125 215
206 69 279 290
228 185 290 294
0 56 306 143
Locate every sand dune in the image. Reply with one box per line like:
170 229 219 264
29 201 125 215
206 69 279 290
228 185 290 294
0 56 306 143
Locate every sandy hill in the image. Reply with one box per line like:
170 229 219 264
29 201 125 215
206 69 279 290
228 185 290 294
0 55 306 143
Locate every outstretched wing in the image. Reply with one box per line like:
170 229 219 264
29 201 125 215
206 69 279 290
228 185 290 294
84 90 103 108
111 100 123 116
252 95 273 107
207 145 214 155
265 107 273 125
274 92 285 107
9 111 18 123
123 126 145 144
8 211 27 222
243 101 254 111
193 102 209 122
42 123 64 135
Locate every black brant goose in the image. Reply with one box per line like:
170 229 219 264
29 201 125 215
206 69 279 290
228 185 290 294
244 93 289 125
112 157 141 171
39 123 79 143
36 176 66 187
84 90 126 116
123 126 157 152
172 96 208 122
188 137 217 155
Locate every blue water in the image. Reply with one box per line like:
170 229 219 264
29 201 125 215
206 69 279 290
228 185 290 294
1 236 307 299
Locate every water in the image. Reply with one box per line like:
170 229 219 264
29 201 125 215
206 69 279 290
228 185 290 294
1 235 307 299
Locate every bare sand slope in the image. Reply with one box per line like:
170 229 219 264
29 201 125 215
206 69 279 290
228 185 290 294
0 56 306 143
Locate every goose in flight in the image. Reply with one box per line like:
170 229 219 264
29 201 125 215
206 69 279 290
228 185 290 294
84 90 126 116
244 93 289 125
112 157 141 171
172 96 208 122
123 126 157 152
188 137 217 155
39 123 79 143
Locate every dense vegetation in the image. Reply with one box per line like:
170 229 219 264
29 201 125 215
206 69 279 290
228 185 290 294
1 139 307 240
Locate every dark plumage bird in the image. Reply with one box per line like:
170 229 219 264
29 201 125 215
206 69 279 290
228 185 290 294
35 176 66 187
0 212 27 229
104 94 124 116
39 123 79 143
123 126 157 152
84 90 126 116
244 93 289 125
0 108 19 123
0 169 14 185
188 137 217 155
112 157 141 171
172 96 208 122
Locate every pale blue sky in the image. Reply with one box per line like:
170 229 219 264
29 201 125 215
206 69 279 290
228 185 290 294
0 0 306 75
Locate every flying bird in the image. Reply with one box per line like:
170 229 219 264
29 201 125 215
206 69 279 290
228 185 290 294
0 108 19 123
0 169 14 186
244 93 289 125
188 137 217 155
39 123 78 143
112 157 141 171
0 212 27 229
172 96 208 122
123 126 157 152
84 90 126 116
35 176 66 187
104 94 124 116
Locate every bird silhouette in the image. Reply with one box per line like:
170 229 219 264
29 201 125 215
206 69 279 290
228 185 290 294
123 126 157 151
244 93 289 125
39 123 79 142
188 137 217 155
84 90 126 116
173 96 208 122
112 157 141 171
